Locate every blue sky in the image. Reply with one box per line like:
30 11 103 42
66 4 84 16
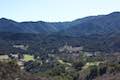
0 0 120 22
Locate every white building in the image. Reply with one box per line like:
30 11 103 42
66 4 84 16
59 44 83 53
13 44 29 50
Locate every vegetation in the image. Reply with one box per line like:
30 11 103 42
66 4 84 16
22 52 120 80
0 12 120 80
0 61 49 80
23 54 34 62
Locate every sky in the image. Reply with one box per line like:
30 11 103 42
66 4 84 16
0 0 120 22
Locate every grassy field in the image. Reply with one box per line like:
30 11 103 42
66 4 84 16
58 59 72 66
23 54 34 62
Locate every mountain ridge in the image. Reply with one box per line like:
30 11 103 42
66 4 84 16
0 12 120 35
0 12 120 53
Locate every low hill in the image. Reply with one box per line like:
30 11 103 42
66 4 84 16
0 61 49 80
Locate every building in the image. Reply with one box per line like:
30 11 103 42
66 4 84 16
13 44 29 50
59 44 83 53
84 52 96 57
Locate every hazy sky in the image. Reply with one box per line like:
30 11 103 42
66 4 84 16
0 0 120 22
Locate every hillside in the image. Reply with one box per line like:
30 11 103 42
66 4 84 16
59 12 120 36
1 12 120 35
0 12 120 35
0 61 49 80
0 12 120 53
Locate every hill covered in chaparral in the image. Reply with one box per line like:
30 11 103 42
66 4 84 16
0 12 120 53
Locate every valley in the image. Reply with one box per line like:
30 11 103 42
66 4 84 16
0 12 120 80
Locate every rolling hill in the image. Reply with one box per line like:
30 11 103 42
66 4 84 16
0 12 120 53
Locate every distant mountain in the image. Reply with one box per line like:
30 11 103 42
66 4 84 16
1 12 120 53
59 12 120 36
0 18 70 34
1 12 120 36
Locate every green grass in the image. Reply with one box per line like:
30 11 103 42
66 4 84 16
58 60 72 66
23 54 34 62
